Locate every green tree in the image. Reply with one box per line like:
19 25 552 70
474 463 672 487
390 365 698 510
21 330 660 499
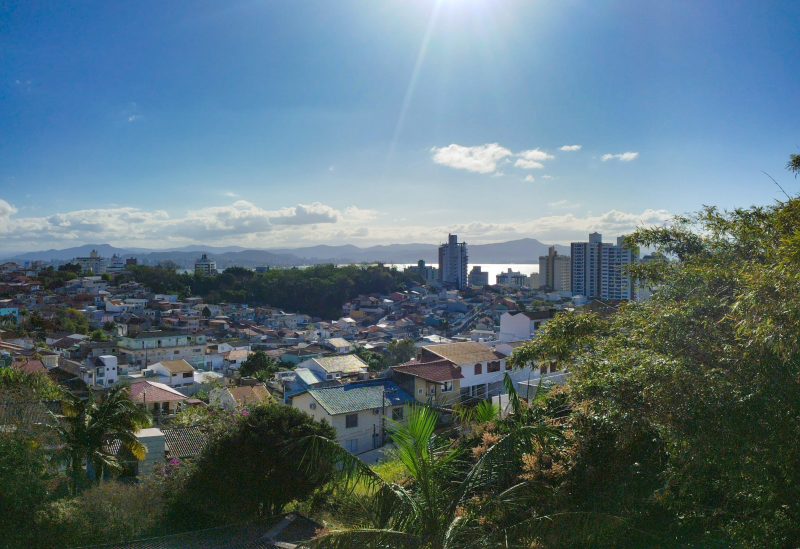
173 404 336 525
355 345 388 371
0 435 52 547
386 338 417 366
53 387 151 494
201 305 212 318
238 350 280 377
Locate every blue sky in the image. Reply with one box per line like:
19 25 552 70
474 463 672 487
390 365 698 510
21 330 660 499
1 0 799 252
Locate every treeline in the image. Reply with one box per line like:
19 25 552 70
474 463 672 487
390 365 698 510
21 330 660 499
124 264 417 319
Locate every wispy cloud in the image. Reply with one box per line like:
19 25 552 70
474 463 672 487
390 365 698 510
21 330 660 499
542 175 554 180
548 199 580 210
601 151 639 162
524 175 535 182
223 191 239 198
559 144 582 151
517 148 554 162
430 143 512 174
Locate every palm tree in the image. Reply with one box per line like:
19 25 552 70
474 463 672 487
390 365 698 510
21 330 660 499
300 390 557 548
53 386 151 494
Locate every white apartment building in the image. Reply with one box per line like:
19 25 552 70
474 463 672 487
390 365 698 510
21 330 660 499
538 246 571 292
571 233 636 300
438 234 468 290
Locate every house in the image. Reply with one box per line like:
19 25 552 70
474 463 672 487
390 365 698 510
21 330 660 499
392 360 463 405
416 341 510 402
325 337 354 354
291 380 414 454
81 355 119 388
210 383 272 411
498 311 553 342
128 380 189 418
117 330 207 371
146 359 196 389
299 354 369 382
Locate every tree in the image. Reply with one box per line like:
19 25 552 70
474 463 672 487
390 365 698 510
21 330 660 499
302 403 561 548
53 386 151 494
238 350 279 377
0 434 52 547
355 346 388 371
90 329 109 342
201 305 211 318
386 338 417 366
173 404 336 525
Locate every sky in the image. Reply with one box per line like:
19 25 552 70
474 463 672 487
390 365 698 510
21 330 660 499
1 0 799 253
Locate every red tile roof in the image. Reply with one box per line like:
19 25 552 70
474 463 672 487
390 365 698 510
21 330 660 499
129 380 188 403
393 359 463 383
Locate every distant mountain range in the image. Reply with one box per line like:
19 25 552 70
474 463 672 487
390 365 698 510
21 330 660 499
1 239 570 269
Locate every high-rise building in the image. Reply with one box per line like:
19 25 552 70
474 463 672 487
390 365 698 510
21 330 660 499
468 266 489 287
571 233 636 300
194 253 218 276
406 259 438 284
537 246 571 291
438 234 468 290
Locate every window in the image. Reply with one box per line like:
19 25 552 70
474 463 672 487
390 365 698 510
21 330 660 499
474 363 482 375
309 402 317 410
174 350 180 355
183 372 193 378
392 407 404 421
442 381 454 393
488 361 501 373
345 414 358 428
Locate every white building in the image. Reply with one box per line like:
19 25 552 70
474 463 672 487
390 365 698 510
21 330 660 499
571 233 636 300
145 359 197 389
194 253 217 276
438 234 468 290
496 269 529 288
498 312 551 342
417 342 510 401
81 355 119 388
468 266 489 287
538 246 571 292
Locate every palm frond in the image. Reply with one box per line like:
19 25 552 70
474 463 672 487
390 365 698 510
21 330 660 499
308 528 419 549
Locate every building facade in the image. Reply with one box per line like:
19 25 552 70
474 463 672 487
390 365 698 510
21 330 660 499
538 246 571 291
194 253 217 276
118 331 207 370
438 234 468 290
571 233 636 300
468 266 489 287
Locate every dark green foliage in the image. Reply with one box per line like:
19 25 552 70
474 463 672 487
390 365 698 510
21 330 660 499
239 350 280 377
386 339 417 366
355 346 388 371
125 264 412 319
0 435 51 548
171 404 336 526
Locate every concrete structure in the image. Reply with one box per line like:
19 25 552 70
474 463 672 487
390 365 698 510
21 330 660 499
146 359 196 389
299 354 369 382
496 269 529 288
118 331 207 370
438 234 468 290
194 253 217 276
498 312 552 342
392 360 463 405
538 246 571 291
406 260 438 285
81 355 119 388
468 266 489 287
291 380 414 454
571 233 637 300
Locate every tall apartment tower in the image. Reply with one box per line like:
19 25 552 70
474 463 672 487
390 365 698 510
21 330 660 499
538 246 571 291
571 233 636 300
194 253 218 276
438 234 468 290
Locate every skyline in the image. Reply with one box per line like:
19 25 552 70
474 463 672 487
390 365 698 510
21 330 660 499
2 0 799 253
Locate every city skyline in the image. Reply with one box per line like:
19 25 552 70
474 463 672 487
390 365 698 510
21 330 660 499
2 1 799 253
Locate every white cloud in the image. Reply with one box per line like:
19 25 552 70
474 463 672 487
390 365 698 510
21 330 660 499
517 148 554 162
542 175 554 180
514 159 545 170
524 175 535 182
601 151 639 162
548 199 580 210
430 143 512 174
559 144 582 151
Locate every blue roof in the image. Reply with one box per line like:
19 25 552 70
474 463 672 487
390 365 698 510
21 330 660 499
306 380 414 415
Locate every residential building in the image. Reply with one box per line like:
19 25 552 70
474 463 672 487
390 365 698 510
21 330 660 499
291 380 414 454
194 253 217 276
496 269 529 288
538 246 571 291
298 354 369 382
117 330 207 370
210 383 272 411
81 355 119 388
438 234 468 290
392 360 463 405
468 266 489 287
73 249 107 274
406 260 438 285
128 379 189 418
498 311 552 342
571 233 637 300
416 341 510 402
325 337 354 354
146 359 196 389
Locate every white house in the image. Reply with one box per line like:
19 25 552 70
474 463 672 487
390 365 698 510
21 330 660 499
146 359 196 389
81 355 119 389
417 342 512 401
325 337 354 354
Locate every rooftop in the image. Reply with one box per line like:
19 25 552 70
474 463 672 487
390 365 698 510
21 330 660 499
306 381 414 415
309 354 368 374
153 359 196 374
129 380 188 403
422 341 504 364
393 359 464 383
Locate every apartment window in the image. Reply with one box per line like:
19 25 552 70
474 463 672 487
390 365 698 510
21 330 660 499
442 381 453 393
392 407 404 421
488 361 501 373
474 363 482 375
183 372 193 378
174 350 180 355
345 414 358 428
